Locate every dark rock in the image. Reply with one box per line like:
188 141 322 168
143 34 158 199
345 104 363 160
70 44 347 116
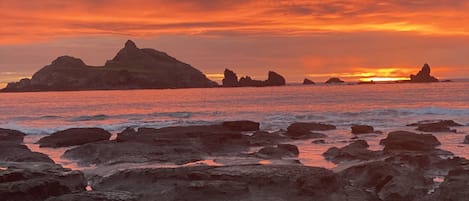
379 131 441 152
238 76 264 87
464 135 469 144
303 78 315 85
65 125 252 166
45 191 139 201
286 122 336 137
222 68 238 87
410 63 439 82
339 160 431 201
2 40 217 92
0 143 54 163
37 128 111 148
0 128 26 143
264 71 286 86
325 77 345 84
0 162 86 201
351 125 375 134
92 165 339 201
429 168 469 201
407 120 461 133
255 144 299 159
323 140 380 163
222 120 260 131
248 131 287 146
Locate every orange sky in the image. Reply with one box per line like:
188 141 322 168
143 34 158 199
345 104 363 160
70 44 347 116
1 0 469 86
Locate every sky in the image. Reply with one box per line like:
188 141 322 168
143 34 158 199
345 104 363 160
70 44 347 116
1 0 469 87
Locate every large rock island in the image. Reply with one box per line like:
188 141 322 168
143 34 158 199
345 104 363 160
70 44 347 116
2 40 218 92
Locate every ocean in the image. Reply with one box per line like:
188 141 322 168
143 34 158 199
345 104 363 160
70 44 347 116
1 82 468 168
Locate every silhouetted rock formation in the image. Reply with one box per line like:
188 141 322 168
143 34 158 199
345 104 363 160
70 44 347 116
410 63 439 82
325 77 344 84
2 40 217 92
221 70 286 87
264 71 286 86
303 78 315 85
222 69 238 87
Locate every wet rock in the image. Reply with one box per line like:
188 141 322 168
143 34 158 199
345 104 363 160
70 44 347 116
339 160 431 201
249 131 287 146
429 168 469 201
0 143 54 163
264 71 286 86
65 125 252 166
0 128 26 143
303 78 315 85
286 122 335 138
92 165 339 201
351 125 375 134
379 131 441 152
45 191 139 201
38 128 111 148
222 68 238 87
0 162 86 201
407 120 462 133
325 77 344 84
323 140 380 163
464 135 469 144
255 144 299 159
410 63 439 83
222 120 260 131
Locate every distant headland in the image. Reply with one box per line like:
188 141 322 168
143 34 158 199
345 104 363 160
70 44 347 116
2 40 445 92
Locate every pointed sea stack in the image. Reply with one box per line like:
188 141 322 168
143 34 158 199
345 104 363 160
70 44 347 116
303 78 315 85
2 40 217 92
222 69 239 87
264 71 286 86
410 63 439 83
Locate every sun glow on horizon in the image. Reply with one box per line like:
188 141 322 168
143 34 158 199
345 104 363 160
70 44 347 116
359 77 410 82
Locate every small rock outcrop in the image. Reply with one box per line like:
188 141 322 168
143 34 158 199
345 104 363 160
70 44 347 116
323 140 380 163
325 77 344 84
222 69 238 87
37 128 111 148
0 128 26 143
379 131 441 152
222 70 286 87
264 71 286 86
410 63 439 82
351 125 375 134
303 78 315 85
407 120 461 133
222 120 260 131
464 135 469 144
2 40 217 92
286 122 336 138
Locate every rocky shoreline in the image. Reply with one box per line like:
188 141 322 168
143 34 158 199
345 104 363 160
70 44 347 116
1 120 468 201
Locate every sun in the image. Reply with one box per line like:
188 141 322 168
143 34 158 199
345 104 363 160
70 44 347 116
359 77 410 82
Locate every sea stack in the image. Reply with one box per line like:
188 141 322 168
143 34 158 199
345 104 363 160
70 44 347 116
222 69 239 87
410 63 439 82
2 40 218 92
325 77 345 84
222 70 286 87
303 78 315 85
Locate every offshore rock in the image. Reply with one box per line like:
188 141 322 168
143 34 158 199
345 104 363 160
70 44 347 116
379 131 441 152
222 68 239 87
264 71 286 86
222 120 260 131
2 40 217 92
325 77 345 84
303 78 315 85
410 63 439 82
323 140 380 163
0 128 26 143
351 125 375 134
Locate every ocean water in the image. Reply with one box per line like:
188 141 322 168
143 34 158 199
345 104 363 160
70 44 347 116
1 82 468 168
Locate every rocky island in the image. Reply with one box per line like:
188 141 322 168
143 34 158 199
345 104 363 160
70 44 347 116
222 69 286 87
410 63 439 82
2 40 217 92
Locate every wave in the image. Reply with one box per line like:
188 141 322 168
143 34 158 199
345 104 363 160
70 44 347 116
69 114 109 122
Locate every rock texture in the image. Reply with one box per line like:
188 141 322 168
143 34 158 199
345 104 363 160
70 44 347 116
0 162 86 201
286 122 336 138
37 128 111 148
325 77 345 84
222 69 286 87
379 131 441 152
407 120 462 133
351 125 375 134
0 129 53 163
303 78 315 85
323 140 380 163
2 40 217 92
410 63 439 82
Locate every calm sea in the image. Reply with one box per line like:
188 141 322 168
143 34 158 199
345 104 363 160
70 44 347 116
1 82 468 167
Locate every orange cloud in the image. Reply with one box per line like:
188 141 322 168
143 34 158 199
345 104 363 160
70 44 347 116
2 0 469 44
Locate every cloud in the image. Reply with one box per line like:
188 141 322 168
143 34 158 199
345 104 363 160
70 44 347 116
2 0 469 44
